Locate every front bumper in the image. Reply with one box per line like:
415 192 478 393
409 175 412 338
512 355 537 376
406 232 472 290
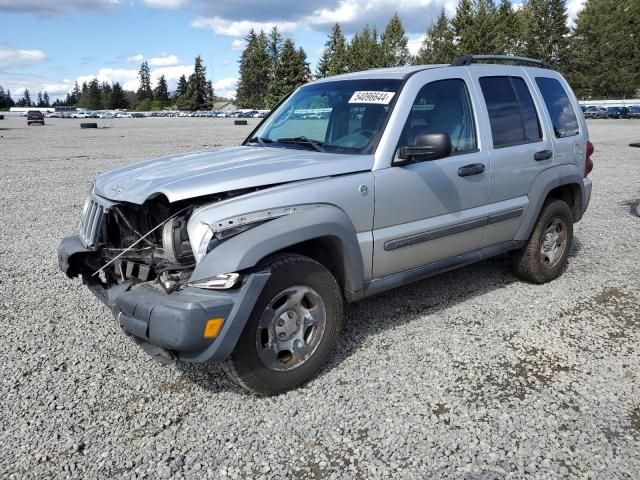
58 235 270 364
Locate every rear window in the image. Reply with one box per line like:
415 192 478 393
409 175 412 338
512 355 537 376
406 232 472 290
535 77 579 138
479 76 542 149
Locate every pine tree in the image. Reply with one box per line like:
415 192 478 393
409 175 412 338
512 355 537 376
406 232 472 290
182 55 209 111
23 89 32 107
267 26 284 83
175 75 188 98
316 23 348 78
380 13 411 67
451 0 475 55
100 82 112 109
84 78 102 110
266 39 310 108
495 0 525 55
567 0 640 98
154 74 170 104
468 0 499 55
5 89 14 108
43 91 50 107
137 61 153 101
346 25 383 72
415 8 456 64
109 82 129 109
236 29 271 108
37 91 44 107
525 0 569 67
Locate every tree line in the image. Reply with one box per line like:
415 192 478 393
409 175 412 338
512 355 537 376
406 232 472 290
236 0 640 103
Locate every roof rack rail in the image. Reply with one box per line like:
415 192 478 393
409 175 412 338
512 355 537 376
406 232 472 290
450 55 553 70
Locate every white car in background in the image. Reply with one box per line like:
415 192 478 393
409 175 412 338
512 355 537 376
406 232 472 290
115 112 132 118
71 112 87 119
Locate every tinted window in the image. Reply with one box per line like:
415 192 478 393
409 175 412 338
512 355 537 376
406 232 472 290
480 76 542 148
535 77 579 138
401 79 477 154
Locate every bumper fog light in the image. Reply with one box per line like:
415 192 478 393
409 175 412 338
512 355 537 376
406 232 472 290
188 273 240 290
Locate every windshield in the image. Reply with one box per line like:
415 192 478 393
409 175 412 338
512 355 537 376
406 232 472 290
247 79 402 154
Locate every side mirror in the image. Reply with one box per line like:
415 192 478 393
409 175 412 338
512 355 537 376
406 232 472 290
396 132 451 165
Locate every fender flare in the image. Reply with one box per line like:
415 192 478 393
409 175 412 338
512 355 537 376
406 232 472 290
515 165 585 241
190 205 366 298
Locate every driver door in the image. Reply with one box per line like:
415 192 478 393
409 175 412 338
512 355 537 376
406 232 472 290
372 73 491 278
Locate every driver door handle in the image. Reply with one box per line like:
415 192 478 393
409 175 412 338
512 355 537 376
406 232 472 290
458 163 485 177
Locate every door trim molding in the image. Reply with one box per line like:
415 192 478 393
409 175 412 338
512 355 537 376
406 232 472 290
383 208 523 252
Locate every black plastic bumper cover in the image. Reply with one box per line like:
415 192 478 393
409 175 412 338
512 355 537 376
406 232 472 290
58 235 271 364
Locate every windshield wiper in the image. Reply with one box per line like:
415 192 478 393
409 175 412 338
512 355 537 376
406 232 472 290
276 136 325 152
247 136 272 147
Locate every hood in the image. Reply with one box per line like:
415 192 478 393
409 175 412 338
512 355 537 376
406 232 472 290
94 146 374 204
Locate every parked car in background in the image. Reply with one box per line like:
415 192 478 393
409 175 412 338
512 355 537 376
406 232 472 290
628 106 640 119
71 112 87 119
27 110 45 125
584 106 607 119
606 106 629 119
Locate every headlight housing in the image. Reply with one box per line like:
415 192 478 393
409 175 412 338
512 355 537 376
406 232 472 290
188 273 240 290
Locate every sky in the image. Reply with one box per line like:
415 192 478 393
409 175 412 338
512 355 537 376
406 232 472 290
0 0 585 102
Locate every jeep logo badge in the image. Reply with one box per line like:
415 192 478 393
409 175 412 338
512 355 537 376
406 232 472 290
359 185 368 196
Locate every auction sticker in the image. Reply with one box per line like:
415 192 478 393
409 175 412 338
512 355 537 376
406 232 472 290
349 91 395 104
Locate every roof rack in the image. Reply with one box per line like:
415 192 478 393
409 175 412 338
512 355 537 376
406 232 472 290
450 55 553 70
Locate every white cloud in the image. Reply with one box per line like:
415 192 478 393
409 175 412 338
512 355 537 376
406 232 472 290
0 72 71 99
148 54 180 67
127 53 145 63
213 77 237 99
407 35 424 56
191 16 297 37
230 39 246 51
0 0 119 15
567 0 586 25
0 45 47 69
141 0 187 8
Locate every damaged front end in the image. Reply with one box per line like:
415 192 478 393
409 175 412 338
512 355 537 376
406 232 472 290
58 188 271 364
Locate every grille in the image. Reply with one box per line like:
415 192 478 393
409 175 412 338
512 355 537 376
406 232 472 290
80 195 112 249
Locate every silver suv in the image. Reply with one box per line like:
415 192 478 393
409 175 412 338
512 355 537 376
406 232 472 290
59 55 594 395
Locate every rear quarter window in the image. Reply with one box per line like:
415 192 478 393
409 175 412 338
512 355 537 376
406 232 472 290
535 77 579 138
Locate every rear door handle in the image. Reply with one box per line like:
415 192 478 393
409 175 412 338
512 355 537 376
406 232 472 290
458 163 485 177
534 150 553 161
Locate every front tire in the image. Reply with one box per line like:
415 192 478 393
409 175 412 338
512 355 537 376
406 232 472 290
511 199 573 284
223 254 343 395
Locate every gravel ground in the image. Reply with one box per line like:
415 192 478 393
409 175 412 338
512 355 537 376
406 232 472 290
0 116 639 479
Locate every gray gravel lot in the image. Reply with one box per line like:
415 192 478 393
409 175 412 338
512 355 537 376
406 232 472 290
1 116 639 479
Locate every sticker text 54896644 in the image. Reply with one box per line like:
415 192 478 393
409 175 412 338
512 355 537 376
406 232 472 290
348 91 396 104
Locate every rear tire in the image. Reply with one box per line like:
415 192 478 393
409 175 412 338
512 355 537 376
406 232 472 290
510 199 573 284
223 254 343 395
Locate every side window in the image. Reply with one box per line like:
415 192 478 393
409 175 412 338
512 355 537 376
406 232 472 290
535 77 579 138
479 76 542 148
401 79 477 154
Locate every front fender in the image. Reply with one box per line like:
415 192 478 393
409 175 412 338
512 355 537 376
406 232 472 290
190 205 366 298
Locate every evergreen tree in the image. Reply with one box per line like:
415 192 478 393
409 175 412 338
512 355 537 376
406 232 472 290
109 82 129 109
5 89 15 108
380 13 411 67
316 23 348 78
37 91 44 107
175 74 188 98
414 8 456 64
567 0 640 98
468 0 498 55
101 82 112 109
451 0 475 55
182 55 210 111
236 29 271 108
137 61 153 101
43 91 50 107
525 0 569 67
495 0 526 55
84 78 103 110
266 39 310 108
154 74 170 104
267 26 284 83
23 89 32 107
66 81 81 105
346 25 383 72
